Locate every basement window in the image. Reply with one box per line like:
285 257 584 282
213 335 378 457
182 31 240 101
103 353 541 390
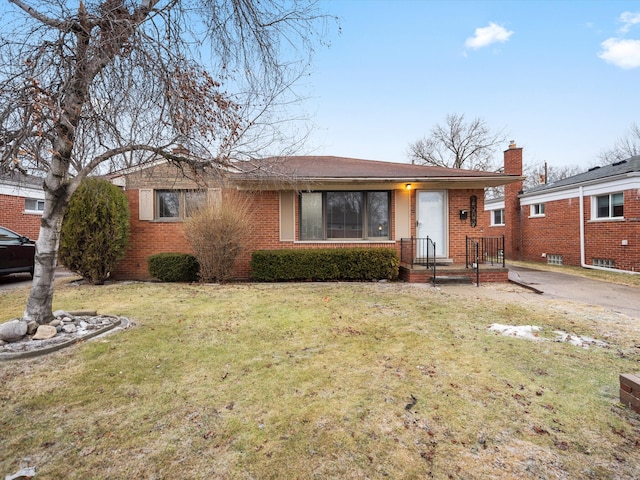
547 254 563 265
593 258 615 269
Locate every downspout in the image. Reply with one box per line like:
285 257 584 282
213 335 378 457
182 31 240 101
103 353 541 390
579 185 640 274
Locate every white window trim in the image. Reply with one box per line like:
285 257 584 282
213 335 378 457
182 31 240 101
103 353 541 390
529 203 545 218
24 197 45 215
590 192 624 221
490 208 505 226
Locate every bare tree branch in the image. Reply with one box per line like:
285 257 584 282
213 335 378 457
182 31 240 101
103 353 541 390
408 113 508 170
598 123 640 163
0 0 331 323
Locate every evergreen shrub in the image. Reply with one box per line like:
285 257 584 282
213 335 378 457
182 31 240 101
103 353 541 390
147 253 199 282
250 248 399 282
59 178 130 285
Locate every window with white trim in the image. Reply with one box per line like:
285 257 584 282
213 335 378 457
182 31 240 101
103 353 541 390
299 191 390 240
24 198 44 213
530 203 545 217
491 208 504 226
594 192 623 219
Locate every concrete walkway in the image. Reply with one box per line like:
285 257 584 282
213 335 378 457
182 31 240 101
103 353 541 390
508 264 640 320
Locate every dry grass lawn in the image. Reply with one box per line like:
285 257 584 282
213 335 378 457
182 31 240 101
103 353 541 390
1 277 640 479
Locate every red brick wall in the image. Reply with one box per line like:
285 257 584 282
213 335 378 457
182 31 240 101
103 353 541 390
113 185 489 280
503 144 523 260
0 194 41 239
112 189 193 280
519 192 640 272
448 189 487 261
583 190 640 272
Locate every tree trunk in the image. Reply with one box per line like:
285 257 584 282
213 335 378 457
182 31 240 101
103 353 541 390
22 174 73 323
22 150 76 324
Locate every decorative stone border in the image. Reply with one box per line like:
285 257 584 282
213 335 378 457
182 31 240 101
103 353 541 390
0 317 130 361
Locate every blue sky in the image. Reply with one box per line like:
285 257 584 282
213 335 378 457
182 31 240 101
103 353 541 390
301 0 640 169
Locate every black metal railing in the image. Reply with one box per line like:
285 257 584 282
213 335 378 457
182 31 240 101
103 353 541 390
400 237 437 283
466 236 505 268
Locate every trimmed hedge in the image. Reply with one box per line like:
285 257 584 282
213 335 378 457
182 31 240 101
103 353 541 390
250 248 399 282
148 253 199 282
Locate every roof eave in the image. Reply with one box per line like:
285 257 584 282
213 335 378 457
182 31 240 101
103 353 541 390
232 175 523 190
520 171 640 198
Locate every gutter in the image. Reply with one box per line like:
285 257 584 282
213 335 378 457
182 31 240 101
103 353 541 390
579 185 640 275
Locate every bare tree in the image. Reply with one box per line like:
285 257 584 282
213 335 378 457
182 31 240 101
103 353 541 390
0 0 328 323
598 123 640 163
408 113 507 170
522 162 585 191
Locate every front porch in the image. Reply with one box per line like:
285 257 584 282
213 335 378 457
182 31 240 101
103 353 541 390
399 262 509 284
398 236 509 285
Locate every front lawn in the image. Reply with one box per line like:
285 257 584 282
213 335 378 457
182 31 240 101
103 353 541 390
1 280 639 479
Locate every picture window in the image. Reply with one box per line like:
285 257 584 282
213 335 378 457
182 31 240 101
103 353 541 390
299 191 390 241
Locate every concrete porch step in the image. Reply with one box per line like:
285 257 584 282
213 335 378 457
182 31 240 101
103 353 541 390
431 275 474 285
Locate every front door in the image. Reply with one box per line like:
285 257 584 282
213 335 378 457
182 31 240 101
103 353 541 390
416 190 447 258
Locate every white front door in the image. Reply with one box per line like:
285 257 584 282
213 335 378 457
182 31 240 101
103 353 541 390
416 190 447 258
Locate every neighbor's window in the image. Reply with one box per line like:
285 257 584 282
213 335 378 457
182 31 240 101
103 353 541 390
491 209 504 226
24 198 44 212
156 190 206 220
299 191 390 240
593 258 615 268
595 192 623 219
530 203 545 217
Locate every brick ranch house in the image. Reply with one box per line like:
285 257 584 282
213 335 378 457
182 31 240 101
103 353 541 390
109 154 522 283
486 143 640 274
0 170 45 240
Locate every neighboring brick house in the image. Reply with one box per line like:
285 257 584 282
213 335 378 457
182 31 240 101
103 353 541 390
485 145 640 273
110 155 522 282
0 171 44 239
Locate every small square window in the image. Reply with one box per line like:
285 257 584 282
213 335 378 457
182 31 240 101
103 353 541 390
594 193 624 219
547 254 563 265
530 203 545 216
491 209 504 226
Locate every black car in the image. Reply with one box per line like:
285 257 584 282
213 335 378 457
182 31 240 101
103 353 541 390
0 226 36 277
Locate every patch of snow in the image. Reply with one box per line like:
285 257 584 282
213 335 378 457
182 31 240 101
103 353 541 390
488 324 542 341
488 324 608 349
553 331 608 349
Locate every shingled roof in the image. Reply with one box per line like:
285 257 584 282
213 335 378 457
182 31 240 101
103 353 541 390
231 155 522 188
522 155 640 197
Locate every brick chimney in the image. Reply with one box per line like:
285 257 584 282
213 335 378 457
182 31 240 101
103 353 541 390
503 141 523 260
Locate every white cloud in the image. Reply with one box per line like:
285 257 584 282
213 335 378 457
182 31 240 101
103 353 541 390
465 22 514 49
599 38 640 69
619 11 640 33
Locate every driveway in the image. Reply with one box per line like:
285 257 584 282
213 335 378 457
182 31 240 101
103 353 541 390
0 268 76 292
507 264 640 320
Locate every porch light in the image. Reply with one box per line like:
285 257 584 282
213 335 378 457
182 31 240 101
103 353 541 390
405 183 412 190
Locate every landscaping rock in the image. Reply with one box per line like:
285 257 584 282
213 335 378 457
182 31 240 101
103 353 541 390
62 324 77 334
32 324 58 340
27 320 39 335
0 319 28 342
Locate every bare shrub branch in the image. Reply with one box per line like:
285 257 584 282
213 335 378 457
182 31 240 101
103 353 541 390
183 190 254 283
